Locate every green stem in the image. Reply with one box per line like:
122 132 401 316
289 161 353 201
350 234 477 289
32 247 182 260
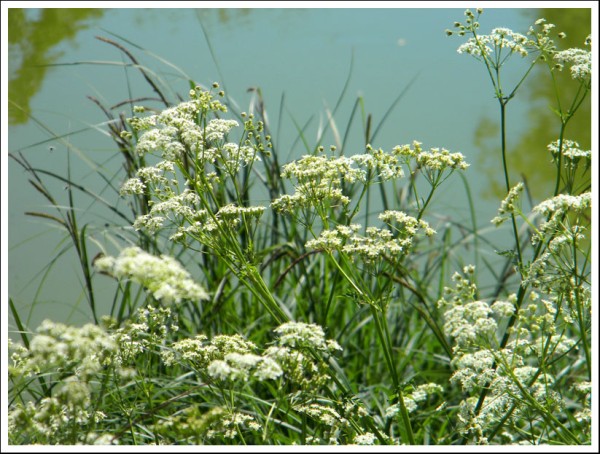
369 305 415 445
326 250 415 444
499 101 524 270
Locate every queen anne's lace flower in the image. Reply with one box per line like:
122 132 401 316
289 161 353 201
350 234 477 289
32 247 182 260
94 247 208 305
533 192 591 216
554 42 591 81
547 139 591 168
458 27 531 59
307 211 435 263
491 182 524 226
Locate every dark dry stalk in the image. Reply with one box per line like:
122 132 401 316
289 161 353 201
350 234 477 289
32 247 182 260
95 36 169 107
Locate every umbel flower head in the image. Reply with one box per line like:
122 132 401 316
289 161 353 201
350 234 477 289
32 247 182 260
553 35 591 81
94 246 209 305
306 211 436 263
272 141 467 214
491 182 524 226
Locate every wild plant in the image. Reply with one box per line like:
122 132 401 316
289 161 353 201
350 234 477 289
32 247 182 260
7 9 592 446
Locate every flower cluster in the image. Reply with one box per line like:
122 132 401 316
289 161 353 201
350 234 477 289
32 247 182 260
94 246 209 305
553 36 592 81
525 18 562 56
8 379 108 444
274 322 342 352
8 321 120 444
454 8 531 60
9 320 117 380
385 383 444 416
454 362 561 445
272 142 467 215
130 189 202 234
451 10 585 77
491 182 524 226
271 153 362 214
532 192 591 217
153 406 261 443
531 191 591 241
109 305 179 365
547 139 591 168
306 211 435 264
168 202 266 244
163 322 341 389
128 87 227 157
414 147 469 171
439 265 583 443
295 402 350 444
120 87 267 253
353 432 377 445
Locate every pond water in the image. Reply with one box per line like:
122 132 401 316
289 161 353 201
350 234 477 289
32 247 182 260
6 6 591 330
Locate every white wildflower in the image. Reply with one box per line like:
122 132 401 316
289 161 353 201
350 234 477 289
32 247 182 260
547 139 591 167
491 182 524 226
94 246 209 305
533 192 591 216
274 322 333 351
120 177 145 195
554 47 591 80
354 432 376 445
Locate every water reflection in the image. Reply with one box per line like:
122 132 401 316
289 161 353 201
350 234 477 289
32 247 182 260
474 8 591 200
8 8 104 124
8 8 259 125
196 8 252 27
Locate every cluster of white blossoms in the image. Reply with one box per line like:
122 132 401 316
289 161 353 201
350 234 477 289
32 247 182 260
292 396 373 445
353 432 377 445
391 140 468 169
9 320 117 380
8 321 121 444
385 383 444 416
553 35 592 81
533 191 591 217
454 367 560 445
169 203 266 243
456 21 531 59
547 139 591 168
130 189 203 234
572 381 592 432
162 333 256 368
94 246 209 305
452 9 591 85
125 87 258 170
271 153 364 214
109 305 179 365
120 160 176 197
163 332 285 382
272 141 467 214
295 402 350 444
8 379 108 444
153 406 261 442
163 322 341 389
306 211 435 263
414 147 469 171
274 321 342 352
439 265 581 443
119 86 268 250
491 182 524 226
439 269 522 352
531 191 591 241
204 410 261 440
127 86 226 150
